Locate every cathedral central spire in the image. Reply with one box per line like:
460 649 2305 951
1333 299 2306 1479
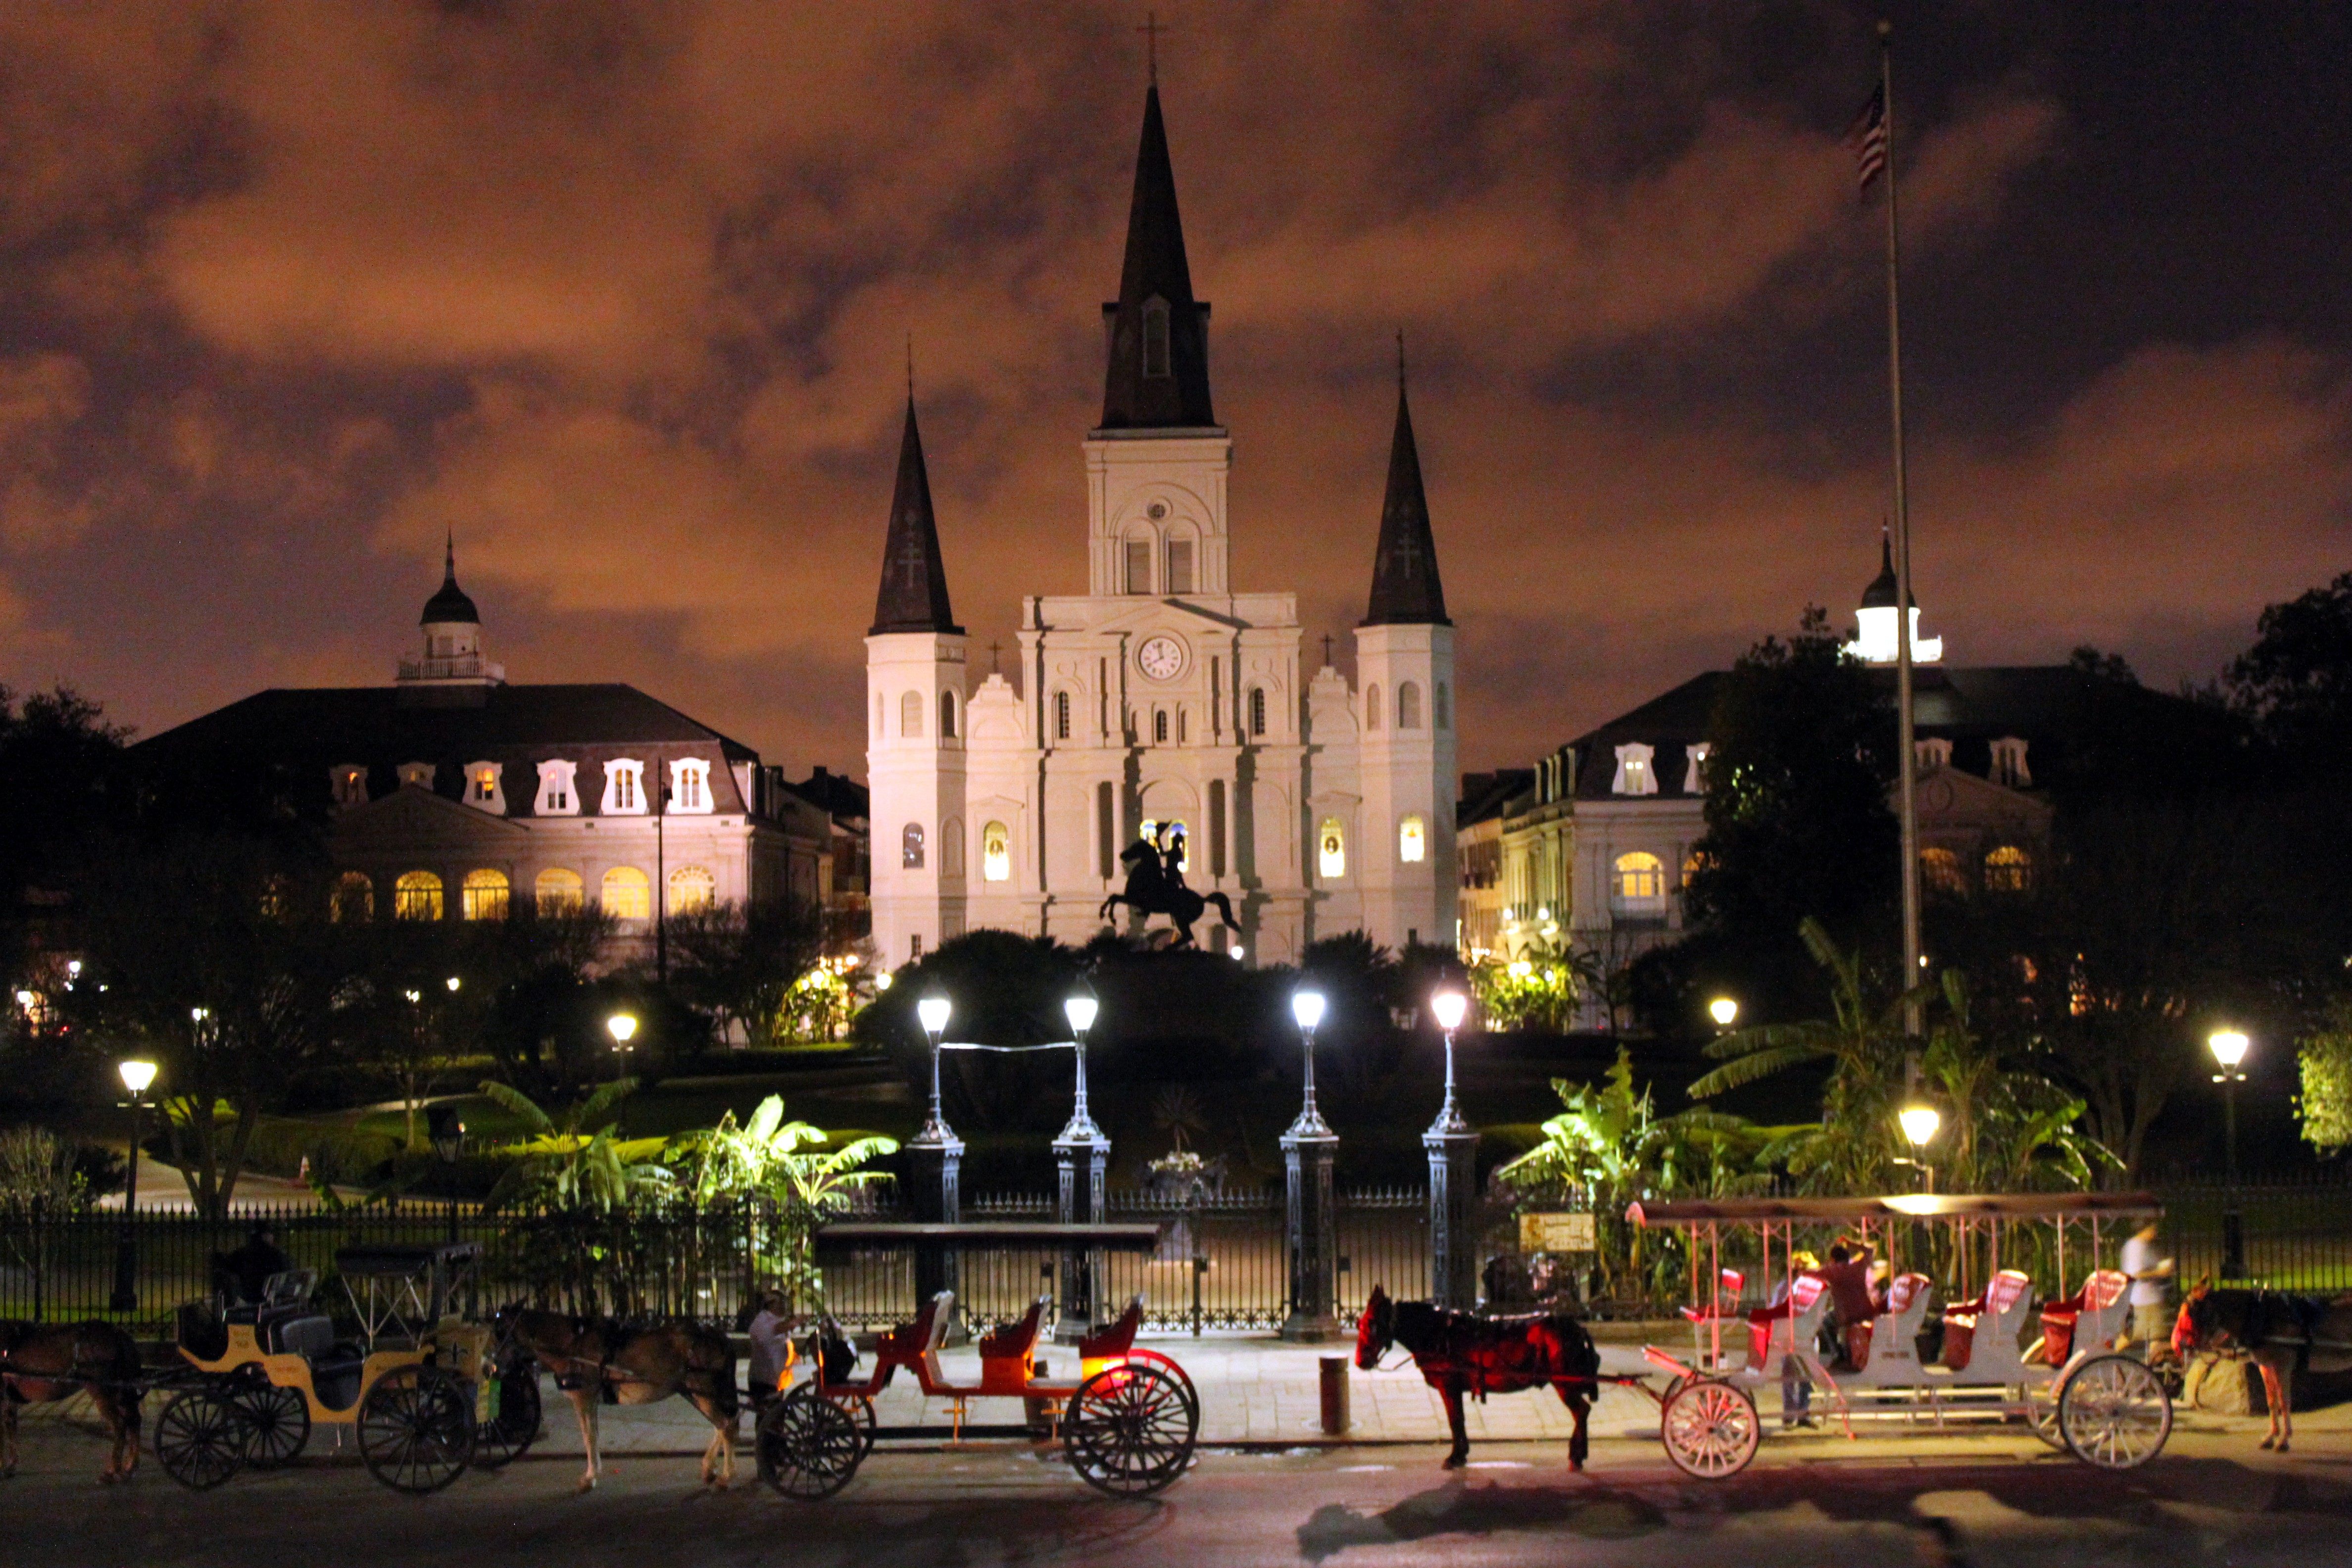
870 396 962 636
1362 371 1450 626
1098 84 1216 431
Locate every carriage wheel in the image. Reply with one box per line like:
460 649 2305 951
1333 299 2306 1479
1661 1378 1760 1479
2058 1354 2172 1470
1121 1349 1202 1416
757 1386 865 1501
2020 1381 2066 1450
230 1378 311 1469
153 1387 245 1491
358 1366 476 1494
1063 1362 1198 1497
823 1391 878 1454
473 1360 544 1470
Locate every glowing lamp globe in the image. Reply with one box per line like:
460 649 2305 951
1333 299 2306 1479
1291 990 1327 1032
1064 995 1099 1037
117 1059 158 1095
1709 997 1740 1028
606 1013 638 1045
2208 1029 2250 1069
1430 991 1469 1033
1898 1104 1941 1148
873 971 893 991
917 996 952 1037
446 976 462 992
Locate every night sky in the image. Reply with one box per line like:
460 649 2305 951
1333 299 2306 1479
0 2 2345 776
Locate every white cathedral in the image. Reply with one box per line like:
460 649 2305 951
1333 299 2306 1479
866 82 1458 968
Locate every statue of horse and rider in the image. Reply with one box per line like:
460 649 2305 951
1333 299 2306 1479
1100 824 1238 950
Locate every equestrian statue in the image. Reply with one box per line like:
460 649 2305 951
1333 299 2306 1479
1099 825 1238 951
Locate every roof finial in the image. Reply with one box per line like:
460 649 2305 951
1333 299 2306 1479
1138 10 1167 86
444 528 455 583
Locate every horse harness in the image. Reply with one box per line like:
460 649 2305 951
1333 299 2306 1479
1401 1307 1597 1403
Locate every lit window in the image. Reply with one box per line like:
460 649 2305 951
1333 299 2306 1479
1126 538 1152 594
398 761 436 789
461 868 510 921
604 760 644 814
1611 852 1666 912
1398 814 1426 864
465 763 503 812
1167 538 1194 593
982 822 1011 882
600 866 651 921
1397 681 1422 730
902 823 925 870
1142 296 1171 378
901 691 924 738
670 759 711 814
939 691 957 741
1318 818 1346 880
393 871 444 921
535 868 584 915
332 765 368 806
332 872 373 923
1991 736 2032 788
1683 743 1711 794
1249 686 1267 737
1611 743 1657 796
1984 844 2033 893
1921 847 1966 894
535 760 578 815
1154 709 1169 743
1055 691 1072 740
1917 738 1952 774
1366 685 1382 731
667 864 715 915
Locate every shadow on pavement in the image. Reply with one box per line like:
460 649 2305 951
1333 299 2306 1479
1298 1481 1665 1562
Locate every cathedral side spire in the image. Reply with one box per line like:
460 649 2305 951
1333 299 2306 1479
1362 375 1450 626
870 396 962 636
1097 83 1216 431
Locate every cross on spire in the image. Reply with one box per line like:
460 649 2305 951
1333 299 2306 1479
894 528 928 591
1138 11 1168 84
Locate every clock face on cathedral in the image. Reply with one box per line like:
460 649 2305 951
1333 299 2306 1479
1137 635 1185 680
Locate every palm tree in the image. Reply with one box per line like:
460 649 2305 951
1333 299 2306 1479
478 1078 672 1211
667 1095 897 1310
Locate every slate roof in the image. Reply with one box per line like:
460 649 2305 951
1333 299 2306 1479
421 540 480 624
1861 531 1901 609
870 397 961 636
1097 85 1217 432
1362 381 1450 626
1456 768 1533 827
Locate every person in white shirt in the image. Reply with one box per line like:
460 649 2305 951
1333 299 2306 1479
2117 1223 2174 1356
746 1291 792 1409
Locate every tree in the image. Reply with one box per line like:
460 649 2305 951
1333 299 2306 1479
477 1078 672 1211
665 1095 897 1310
667 899 824 1051
2227 569 2352 760
0 684 130 1002
2296 1000 2352 1157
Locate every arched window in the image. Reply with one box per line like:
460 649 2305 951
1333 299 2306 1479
1055 690 1072 740
393 870 444 922
900 690 924 738
1398 814 1426 864
902 823 925 870
1921 847 1966 895
668 864 715 915
461 868 510 921
942 818 965 877
981 822 1011 882
331 871 374 923
1318 818 1346 880
1397 681 1423 730
1154 708 1169 743
1248 686 1267 737
1142 296 1171 379
600 866 650 921
939 690 957 740
1611 852 1666 914
535 867 584 915
1366 685 1382 732
1984 844 2033 893
1435 681 1450 729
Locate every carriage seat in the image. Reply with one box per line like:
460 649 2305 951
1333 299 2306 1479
1077 1296 1146 1364
875 1291 956 1385
1744 1275 1828 1374
1681 1270 1747 1323
2039 1269 2129 1366
1941 1270 2031 1373
1857 1273 1935 1373
976 1297 1049 1395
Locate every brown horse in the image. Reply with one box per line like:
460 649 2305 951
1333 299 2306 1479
495 1307 738 1491
0 1319 143 1482
2175 1282 2352 1453
1355 1284 1599 1471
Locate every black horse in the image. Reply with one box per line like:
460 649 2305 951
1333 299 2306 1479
1099 829 1237 949
1355 1284 1600 1471
2176 1282 2352 1452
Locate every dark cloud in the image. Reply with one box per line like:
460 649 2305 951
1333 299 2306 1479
0 0 2344 777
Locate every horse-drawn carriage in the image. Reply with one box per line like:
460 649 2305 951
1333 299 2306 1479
1628 1192 2174 1477
152 1241 539 1492
760 1222 1200 1500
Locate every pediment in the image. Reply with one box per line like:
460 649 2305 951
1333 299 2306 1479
1083 599 1250 637
1913 768 2054 832
332 784 533 854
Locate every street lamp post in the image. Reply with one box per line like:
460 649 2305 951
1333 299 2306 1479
1054 993 1108 1340
1897 1103 1940 1194
1280 989 1341 1340
605 1011 638 1082
428 1105 465 1244
1425 990 1477 1310
109 1057 159 1314
2210 1029 2250 1277
908 995 963 1305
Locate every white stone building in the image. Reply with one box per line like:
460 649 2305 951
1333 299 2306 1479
867 84 1458 968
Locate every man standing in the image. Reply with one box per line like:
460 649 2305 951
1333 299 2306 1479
746 1290 793 1410
2119 1222 2175 1356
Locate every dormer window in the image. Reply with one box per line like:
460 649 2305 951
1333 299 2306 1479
1611 742 1657 796
1142 295 1171 379
1990 736 2031 788
1917 737 1952 773
670 758 712 814
1683 743 1712 794
332 765 368 807
464 762 505 814
535 759 578 816
604 759 645 815
397 761 436 790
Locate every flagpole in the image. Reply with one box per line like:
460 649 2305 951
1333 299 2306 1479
1879 18 1924 1063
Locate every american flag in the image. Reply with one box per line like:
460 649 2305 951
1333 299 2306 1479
1848 84 1888 193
